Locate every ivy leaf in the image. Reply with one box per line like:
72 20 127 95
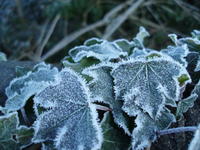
114 39 134 54
101 112 131 150
3 63 59 112
161 45 189 67
0 112 34 150
111 53 190 119
0 52 7 61
132 26 149 49
188 124 200 150
176 80 200 119
176 94 198 120
62 56 99 73
193 80 200 96
195 56 200 72
170 30 200 52
33 68 102 150
131 110 175 150
69 38 127 62
82 64 131 135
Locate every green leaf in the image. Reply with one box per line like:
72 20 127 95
114 39 134 55
33 68 102 150
0 112 33 150
62 56 99 73
132 26 149 49
3 63 60 112
195 56 200 72
131 109 175 150
112 52 190 119
176 80 200 120
101 112 131 150
69 38 127 63
161 45 189 67
83 64 131 135
176 94 198 120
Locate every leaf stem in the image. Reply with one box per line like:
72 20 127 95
20 108 30 125
94 104 112 112
157 126 198 136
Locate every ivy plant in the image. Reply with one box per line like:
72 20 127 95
0 27 200 150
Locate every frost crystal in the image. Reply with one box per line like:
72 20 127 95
4 63 59 112
69 38 127 62
0 112 33 150
111 53 190 119
33 68 102 150
161 45 189 67
131 110 175 150
133 26 149 48
83 64 130 135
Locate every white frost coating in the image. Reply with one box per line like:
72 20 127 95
188 125 200 150
161 44 189 67
33 68 102 150
55 126 67 148
134 26 150 48
0 112 33 150
195 56 200 72
111 52 190 119
82 63 131 135
169 34 179 45
4 62 60 112
131 109 175 150
69 38 127 63
131 113 157 150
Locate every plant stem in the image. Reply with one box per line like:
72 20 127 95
20 108 30 125
94 104 112 112
157 126 198 136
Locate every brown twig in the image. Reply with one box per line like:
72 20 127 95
103 0 145 40
34 14 61 61
41 1 132 61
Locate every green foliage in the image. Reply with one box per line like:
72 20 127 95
101 112 131 150
0 112 33 150
0 27 200 150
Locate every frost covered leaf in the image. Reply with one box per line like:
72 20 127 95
176 94 198 120
193 80 200 96
195 56 200 72
101 112 131 150
4 63 59 112
112 53 190 119
176 80 200 119
188 124 200 150
114 39 134 54
131 110 175 150
161 45 189 67
69 38 127 62
33 68 102 150
83 64 130 135
0 112 34 150
0 52 7 61
132 26 149 49
62 56 99 73
129 47 147 58
173 30 200 52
